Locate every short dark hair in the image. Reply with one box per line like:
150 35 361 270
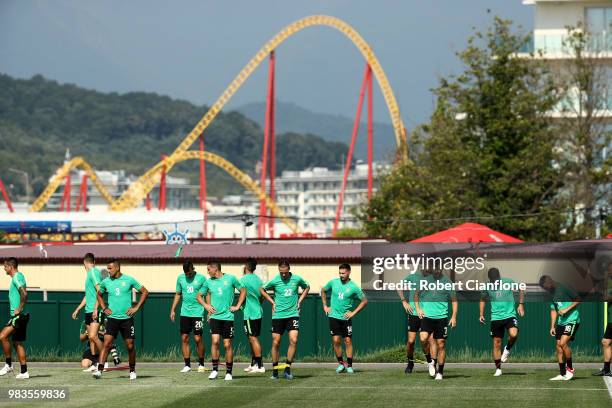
278 260 290 269
538 275 551 288
487 267 500 281
4 257 18 269
84 253 95 264
208 260 221 271
108 258 121 268
245 257 257 273
339 263 351 271
183 260 194 273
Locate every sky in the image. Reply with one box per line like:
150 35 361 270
0 0 533 127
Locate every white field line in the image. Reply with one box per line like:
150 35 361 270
604 376 612 399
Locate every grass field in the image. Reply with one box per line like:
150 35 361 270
0 364 610 407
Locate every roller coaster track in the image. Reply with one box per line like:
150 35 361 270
30 153 299 232
31 15 407 232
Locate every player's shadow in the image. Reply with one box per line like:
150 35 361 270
499 372 526 376
28 374 52 378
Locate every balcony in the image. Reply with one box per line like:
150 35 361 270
519 32 612 57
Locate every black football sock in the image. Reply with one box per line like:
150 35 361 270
20 364 27 374
337 356 344 364
97 363 104 372
251 355 255 367
495 359 501 369
426 353 432 363
438 363 444 375
433 358 438 368
347 357 353 368
566 358 573 370
199 357 205 366
184 358 190 367
212 359 219 371
255 356 262 368
285 360 292 374
226 362 233 375
5 357 11 367
604 361 610 373
559 362 566 376
272 361 279 376
129 363 135 373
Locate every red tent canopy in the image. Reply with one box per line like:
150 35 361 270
410 222 523 243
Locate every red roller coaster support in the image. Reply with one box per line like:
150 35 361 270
61 173 72 212
159 155 167 211
258 50 275 238
267 51 276 238
145 194 152 211
367 64 373 200
0 177 14 213
75 174 88 212
332 64 371 236
199 134 208 238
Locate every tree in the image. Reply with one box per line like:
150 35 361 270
552 25 612 238
358 18 566 242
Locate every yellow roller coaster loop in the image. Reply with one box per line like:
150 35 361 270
30 157 114 213
109 15 408 212
29 154 299 233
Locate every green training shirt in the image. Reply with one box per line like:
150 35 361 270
264 273 309 319
418 274 455 320
84 267 102 313
482 278 518 321
322 278 363 321
9 272 26 316
402 272 424 316
240 274 263 320
99 274 142 320
551 283 580 325
176 273 206 318
199 274 242 321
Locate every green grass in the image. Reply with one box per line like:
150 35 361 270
26 344 603 363
0 367 609 407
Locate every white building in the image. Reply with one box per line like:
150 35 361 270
275 162 387 234
522 1 612 120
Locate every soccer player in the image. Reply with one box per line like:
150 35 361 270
262 260 310 380
93 259 149 380
79 310 121 371
398 268 434 374
170 260 207 373
71 253 103 369
196 261 245 381
479 267 525 376
592 300 611 377
240 257 266 374
0 257 30 379
539 275 581 381
414 269 458 380
321 263 367 374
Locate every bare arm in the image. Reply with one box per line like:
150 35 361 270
517 289 525 317
297 286 310 309
321 289 330 314
72 296 87 319
170 292 181 321
197 292 216 314
479 299 486 323
345 295 368 319
549 309 557 336
127 286 149 316
231 288 246 312
449 297 458 328
414 290 424 318
13 287 27 316
96 291 109 314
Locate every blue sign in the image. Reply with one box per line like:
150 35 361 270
0 221 72 234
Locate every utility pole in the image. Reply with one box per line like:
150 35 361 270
240 213 253 244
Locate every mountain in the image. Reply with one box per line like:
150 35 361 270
0 74 349 201
235 101 398 160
